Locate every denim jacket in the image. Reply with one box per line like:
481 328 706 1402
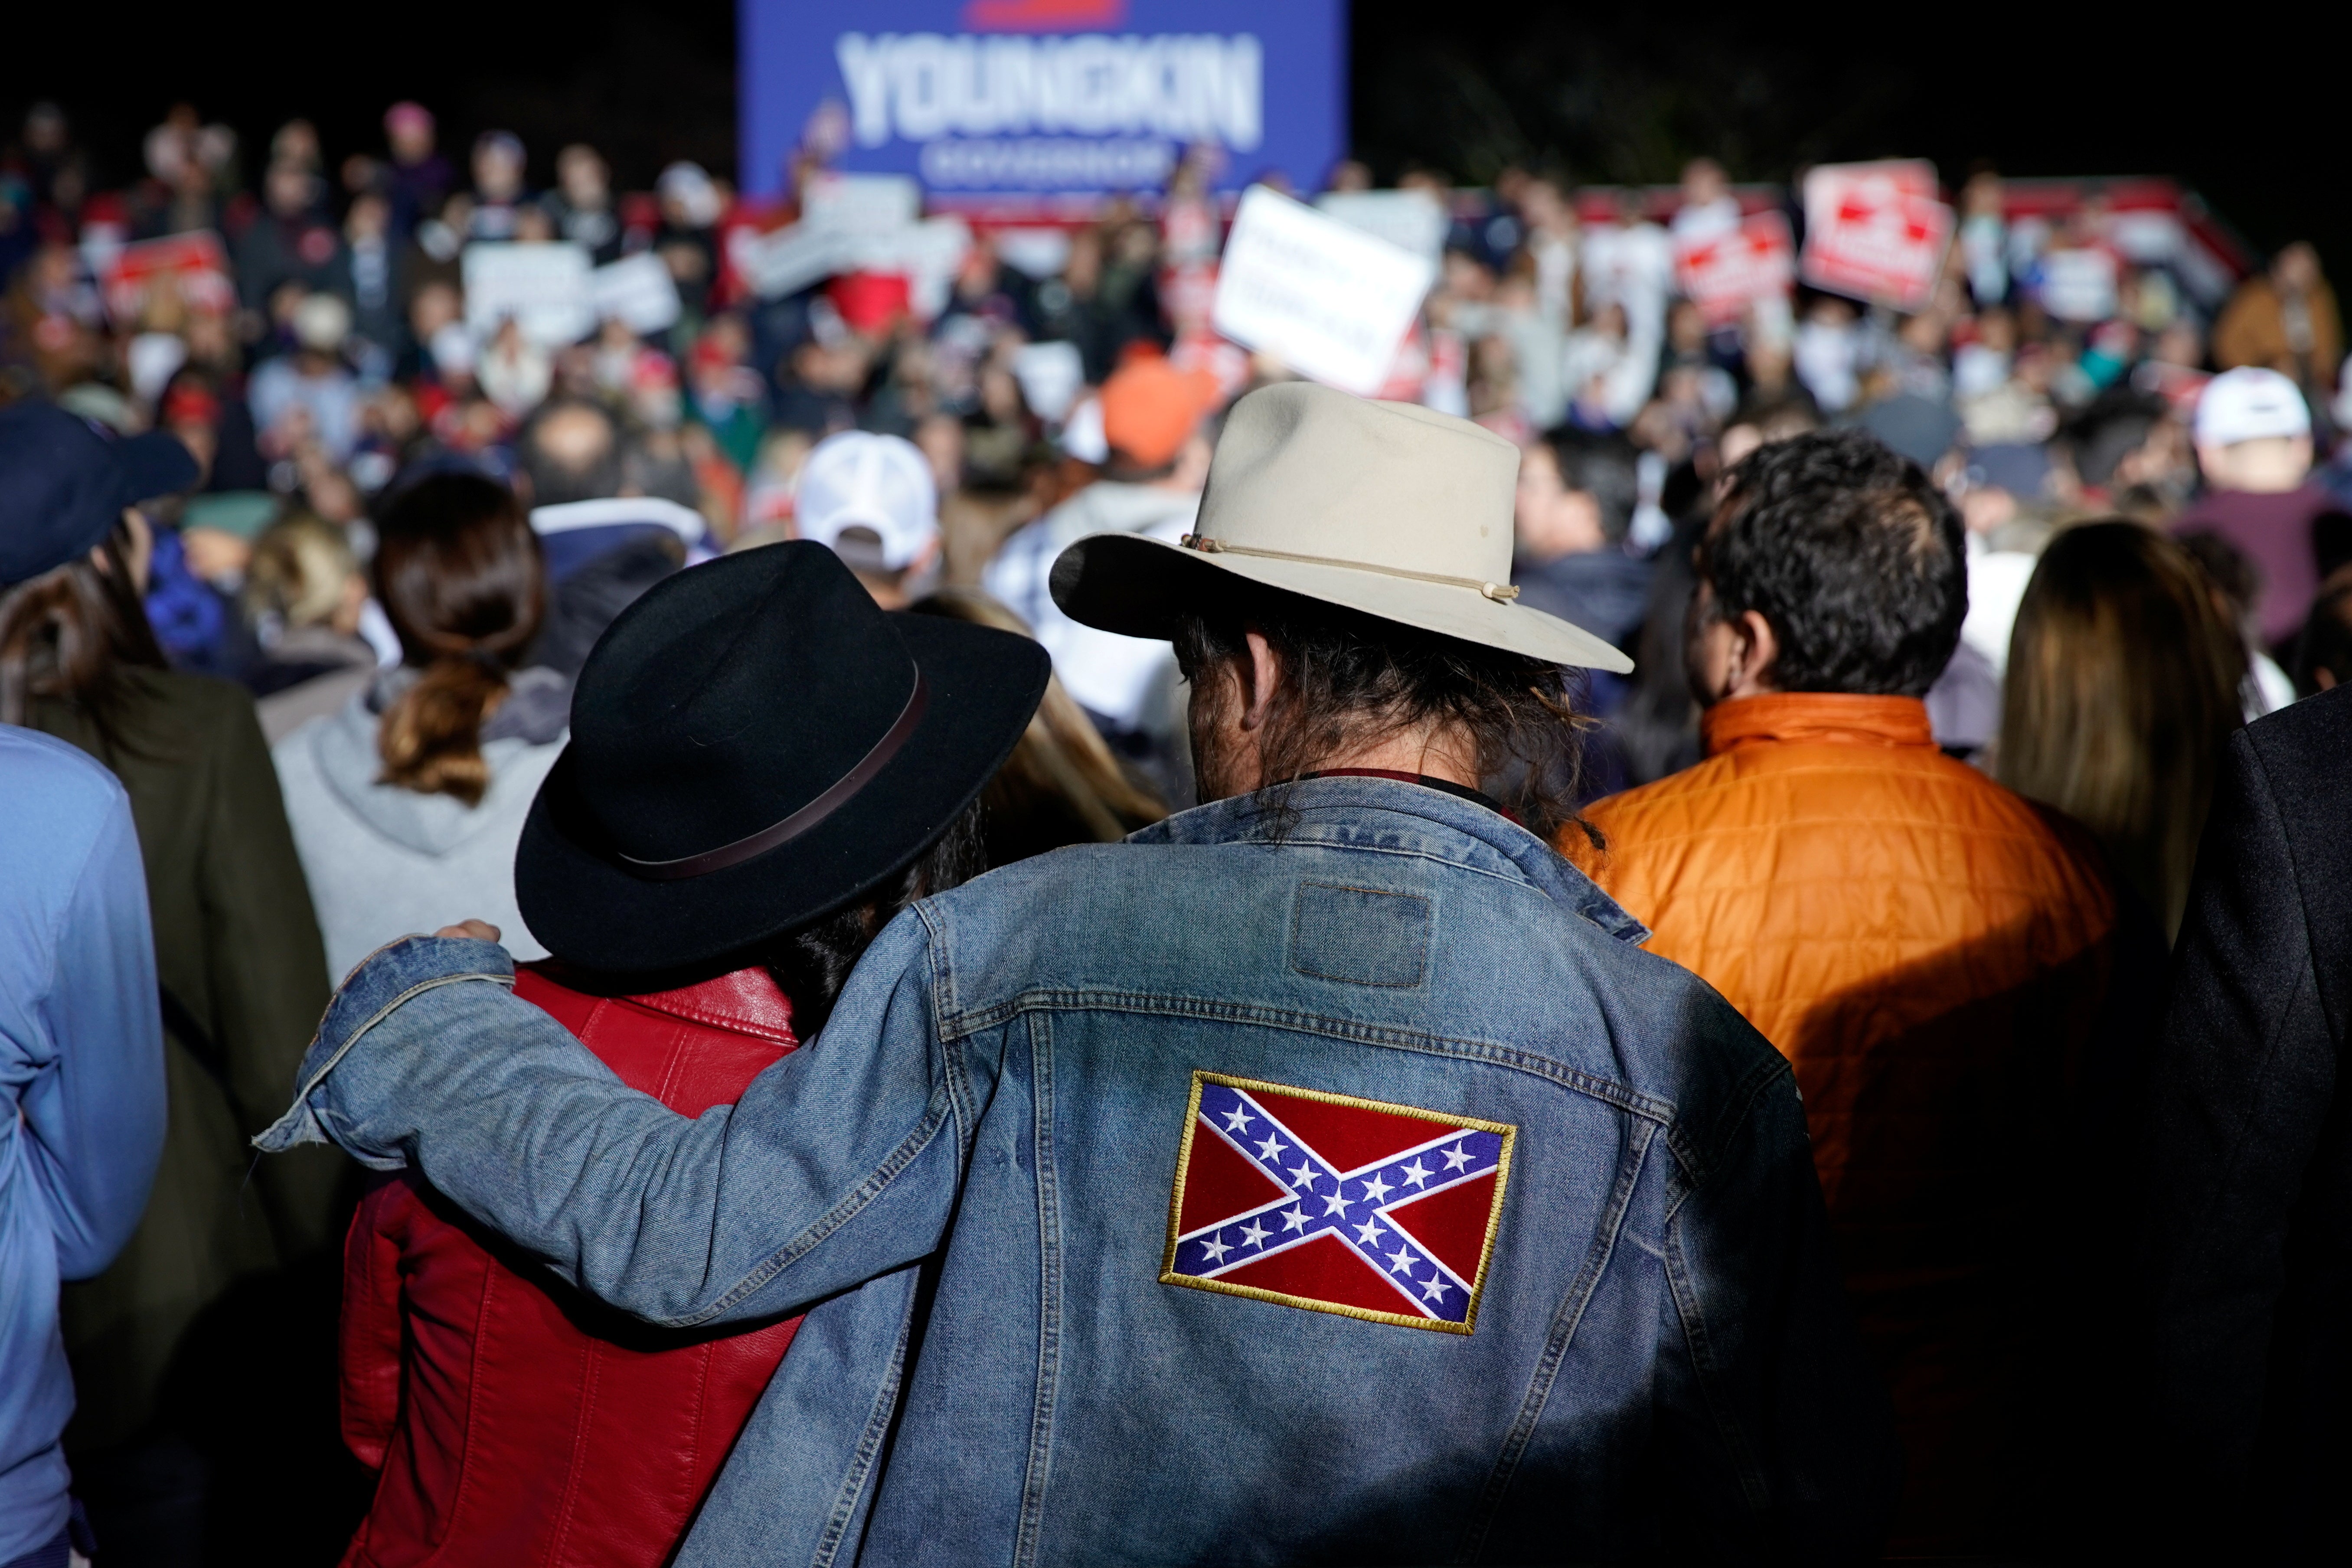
261 777 1895 1565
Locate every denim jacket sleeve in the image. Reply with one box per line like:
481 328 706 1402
255 916 967 1329
1653 1051 1902 1558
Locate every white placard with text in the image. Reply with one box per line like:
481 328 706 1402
1213 186 1437 396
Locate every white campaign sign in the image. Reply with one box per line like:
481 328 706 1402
590 252 682 335
1315 189 1448 262
1212 186 1436 396
463 243 595 346
736 223 851 301
800 172 922 235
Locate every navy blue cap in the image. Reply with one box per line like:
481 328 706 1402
0 401 199 587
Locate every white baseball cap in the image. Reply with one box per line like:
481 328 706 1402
2195 366 2311 447
794 431 939 572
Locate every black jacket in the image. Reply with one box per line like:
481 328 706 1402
2143 682 2352 1559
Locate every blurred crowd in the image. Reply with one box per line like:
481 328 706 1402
7 90 2352 1564
6 106 2349 809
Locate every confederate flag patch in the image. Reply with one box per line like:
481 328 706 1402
1160 1071 1517 1333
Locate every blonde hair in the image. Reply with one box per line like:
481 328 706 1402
1997 520 2244 940
244 513 356 629
909 588 1165 857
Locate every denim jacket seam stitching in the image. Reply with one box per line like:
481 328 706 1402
1459 1117 1657 1562
916 901 959 1025
811 1290 920 1568
269 970 515 1147
684 1088 956 1326
1262 836 1542 891
1226 794 1552 857
916 908 983 1150
939 989 1676 1124
1285 963 1429 990
1138 789 1645 936
948 1036 981 1164
1013 1011 1062 1568
1664 1052 1792 1187
1222 828 1640 938
1661 1202 1774 1516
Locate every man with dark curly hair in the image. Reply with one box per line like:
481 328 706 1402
1564 429 2128 1558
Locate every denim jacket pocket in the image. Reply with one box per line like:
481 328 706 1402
1289 880 1432 989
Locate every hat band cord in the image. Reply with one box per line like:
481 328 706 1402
616 670 931 882
1177 534 1521 603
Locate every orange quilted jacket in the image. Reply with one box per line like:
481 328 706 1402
1564 692 2117 1552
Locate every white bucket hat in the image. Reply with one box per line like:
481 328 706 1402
1049 383 1633 671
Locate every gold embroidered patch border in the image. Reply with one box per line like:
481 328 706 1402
1159 1070 1517 1334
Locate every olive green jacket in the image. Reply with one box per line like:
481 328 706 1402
31 668 342 1448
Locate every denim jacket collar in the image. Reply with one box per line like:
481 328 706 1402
1132 774 1650 946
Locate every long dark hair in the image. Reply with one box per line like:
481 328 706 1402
372 473 546 806
760 800 987 1038
1998 520 2245 941
0 511 170 742
1173 578 1590 842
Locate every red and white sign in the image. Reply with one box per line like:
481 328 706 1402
1673 210 1794 327
1811 159 1938 202
102 231 234 323
1800 162 1955 312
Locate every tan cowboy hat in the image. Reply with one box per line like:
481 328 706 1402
1048 382 1634 672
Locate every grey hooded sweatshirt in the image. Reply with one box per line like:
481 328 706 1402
274 669 567 984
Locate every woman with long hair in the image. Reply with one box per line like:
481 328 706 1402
908 586 1165 865
1999 520 2247 940
5 476 340 1556
274 472 564 981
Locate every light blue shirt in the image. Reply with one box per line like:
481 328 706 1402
0 725 165 1560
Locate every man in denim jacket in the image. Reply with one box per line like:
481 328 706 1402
263 386 1897 1564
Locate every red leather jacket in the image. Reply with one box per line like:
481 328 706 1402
337 964 804 1568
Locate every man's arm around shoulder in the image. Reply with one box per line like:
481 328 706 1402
257 911 971 1328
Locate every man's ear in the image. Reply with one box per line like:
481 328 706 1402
1240 630 1280 731
1734 609 1779 694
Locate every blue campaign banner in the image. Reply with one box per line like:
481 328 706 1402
738 0 1347 203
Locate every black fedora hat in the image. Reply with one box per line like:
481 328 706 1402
515 541 1048 976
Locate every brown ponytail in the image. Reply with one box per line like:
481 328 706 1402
371 474 546 806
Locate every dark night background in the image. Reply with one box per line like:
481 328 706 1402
6 2 2342 278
